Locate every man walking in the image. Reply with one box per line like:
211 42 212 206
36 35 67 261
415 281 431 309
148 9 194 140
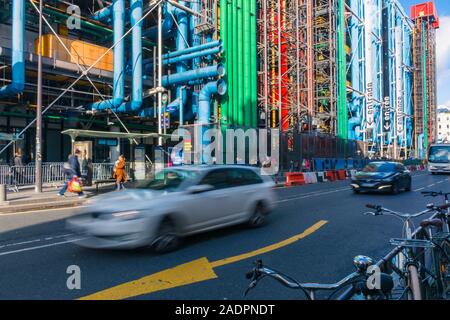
59 149 86 198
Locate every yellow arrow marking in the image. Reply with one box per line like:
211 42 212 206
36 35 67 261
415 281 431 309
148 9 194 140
79 257 218 300
79 220 328 300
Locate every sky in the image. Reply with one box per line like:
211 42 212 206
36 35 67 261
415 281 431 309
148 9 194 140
400 0 450 107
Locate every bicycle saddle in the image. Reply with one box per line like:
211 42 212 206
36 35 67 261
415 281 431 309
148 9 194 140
420 219 444 229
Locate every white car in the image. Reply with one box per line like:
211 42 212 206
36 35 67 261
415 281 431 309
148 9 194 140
66 165 277 252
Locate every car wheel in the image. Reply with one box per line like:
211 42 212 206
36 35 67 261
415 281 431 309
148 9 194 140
353 189 360 194
405 181 412 192
391 182 400 195
152 218 180 253
248 203 267 228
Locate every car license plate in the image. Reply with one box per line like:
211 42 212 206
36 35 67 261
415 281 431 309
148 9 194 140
361 183 376 187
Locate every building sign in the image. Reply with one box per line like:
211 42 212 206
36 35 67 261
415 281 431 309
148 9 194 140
396 95 403 134
383 96 391 133
366 82 374 129
395 26 404 136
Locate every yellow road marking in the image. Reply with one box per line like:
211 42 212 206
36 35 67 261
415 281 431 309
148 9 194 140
79 257 218 300
79 220 328 300
210 220 328 268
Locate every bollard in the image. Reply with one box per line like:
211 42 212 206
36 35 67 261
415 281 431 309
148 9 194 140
0 184 6 204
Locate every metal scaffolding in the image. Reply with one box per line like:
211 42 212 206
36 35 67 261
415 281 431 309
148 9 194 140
257 0 337 135
412 18 438 158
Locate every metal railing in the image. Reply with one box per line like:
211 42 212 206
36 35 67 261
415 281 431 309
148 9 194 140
0 162 137 191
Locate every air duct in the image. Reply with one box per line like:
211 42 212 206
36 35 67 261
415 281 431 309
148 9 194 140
0 0 25 98
198 80 227 125
89 0 125 111
116 0 143 112
162 64 225 87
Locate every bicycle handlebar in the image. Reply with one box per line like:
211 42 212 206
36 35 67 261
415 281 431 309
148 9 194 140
421 191 450 198
364 204 434 219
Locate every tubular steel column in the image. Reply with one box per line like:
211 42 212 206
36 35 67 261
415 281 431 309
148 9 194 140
35 0 43 193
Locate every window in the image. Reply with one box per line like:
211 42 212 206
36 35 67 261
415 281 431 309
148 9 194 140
200 169 229 190
227 168 263 187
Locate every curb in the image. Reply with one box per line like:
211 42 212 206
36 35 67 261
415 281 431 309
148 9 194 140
0 198 88 214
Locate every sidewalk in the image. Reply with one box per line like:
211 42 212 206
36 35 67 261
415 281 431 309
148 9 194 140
0 183 117 214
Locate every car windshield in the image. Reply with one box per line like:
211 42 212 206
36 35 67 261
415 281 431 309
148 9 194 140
362 163 396 173
428 146 450 163
141 169 200 192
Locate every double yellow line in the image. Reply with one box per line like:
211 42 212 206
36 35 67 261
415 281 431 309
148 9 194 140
79 220 328 300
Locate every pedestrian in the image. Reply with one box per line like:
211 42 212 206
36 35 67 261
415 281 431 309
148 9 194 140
12 148 24 186
113 154 128 190
59 149 85 198
81 150 89 182
14 148 23 167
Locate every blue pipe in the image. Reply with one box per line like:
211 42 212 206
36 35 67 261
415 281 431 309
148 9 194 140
162 64 225 87
0 0 25 98
91 6 112 23
190 0 201 68
163 40 222 59
164 46 223 65
142 3 174 39
198 80 227 124
116 0 142 112
172 1 189 116
89 0 125 110
143 45 223 73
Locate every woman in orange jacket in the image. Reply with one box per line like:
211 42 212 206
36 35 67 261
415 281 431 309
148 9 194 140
113 155 128 190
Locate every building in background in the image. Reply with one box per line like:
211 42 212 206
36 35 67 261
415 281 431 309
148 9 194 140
437 106 450 143
0 0 440 169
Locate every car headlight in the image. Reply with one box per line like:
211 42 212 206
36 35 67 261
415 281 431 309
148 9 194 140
112 210 141 220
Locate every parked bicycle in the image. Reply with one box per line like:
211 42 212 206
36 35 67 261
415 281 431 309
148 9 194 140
244 256 394 300
364 202 450 300
418 191 450 299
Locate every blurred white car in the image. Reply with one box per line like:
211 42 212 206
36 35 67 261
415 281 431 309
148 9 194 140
66 165 277 252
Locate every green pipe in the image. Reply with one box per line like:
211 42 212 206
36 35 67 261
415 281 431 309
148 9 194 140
243 0 251 127
237 0 244 126
422 20 428 155
250 0 257 128
232 1 239 125
337 0 348 139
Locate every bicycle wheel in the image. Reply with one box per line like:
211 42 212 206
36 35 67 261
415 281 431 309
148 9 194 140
436 239 450 298
407 265 422 300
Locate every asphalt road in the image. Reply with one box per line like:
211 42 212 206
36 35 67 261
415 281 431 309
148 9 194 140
0 172 448 300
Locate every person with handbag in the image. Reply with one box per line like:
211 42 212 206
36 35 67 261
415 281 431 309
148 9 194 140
58 149 86 198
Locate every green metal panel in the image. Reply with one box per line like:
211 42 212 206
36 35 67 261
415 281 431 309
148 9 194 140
219 0 257 128
337 0 348 139
250 0 258 128
243 0 251 127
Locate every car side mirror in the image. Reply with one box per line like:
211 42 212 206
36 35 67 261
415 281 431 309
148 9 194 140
187 184 214 194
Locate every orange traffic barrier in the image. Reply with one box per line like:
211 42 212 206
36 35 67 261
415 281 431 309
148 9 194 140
337 170 346 180
325 170 336 181
285 172 305 186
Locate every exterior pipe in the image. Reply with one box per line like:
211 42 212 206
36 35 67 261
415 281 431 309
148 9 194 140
91 6 112 23
142 3 174 39
198 80 228 124
173 1 189 119
162 64 226 87
163 40 222 60
143 46 223 73
164 46 223 65
89 0 125 110
190 0 201 68
117 0 143 112
0 0 25 97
